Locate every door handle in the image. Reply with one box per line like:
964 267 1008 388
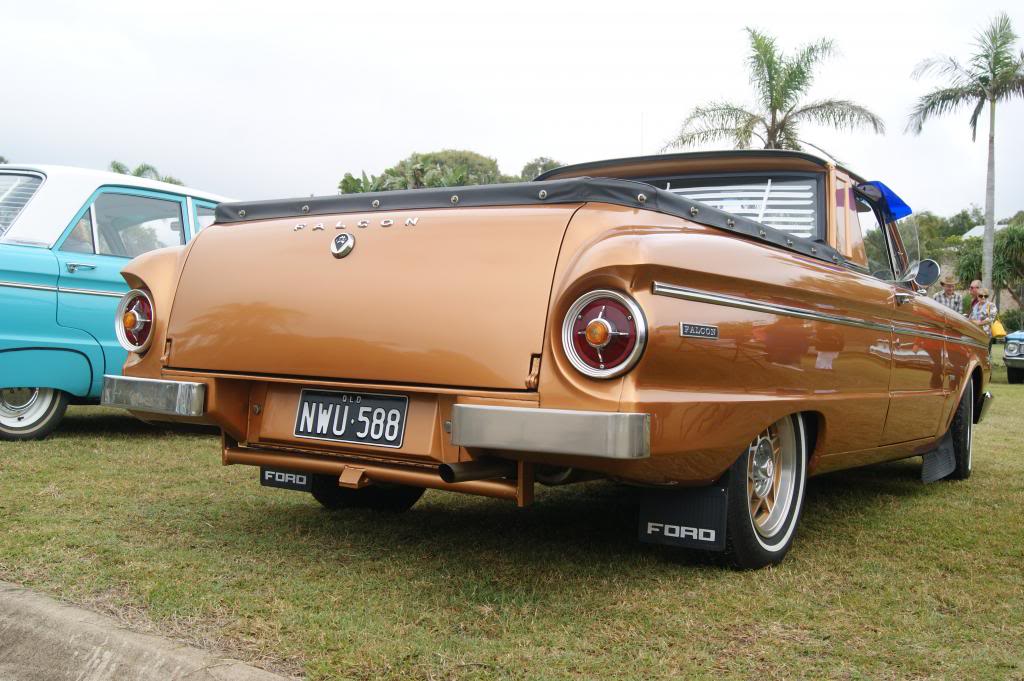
66 262 96 273
895 292 915 306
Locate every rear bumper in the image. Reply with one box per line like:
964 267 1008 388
451 404 650 459
101 375 206 417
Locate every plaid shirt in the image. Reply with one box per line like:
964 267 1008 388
933 290 963 313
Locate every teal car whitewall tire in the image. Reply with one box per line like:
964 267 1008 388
0 388 70 440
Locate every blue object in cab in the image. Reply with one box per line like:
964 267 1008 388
0 165 227 439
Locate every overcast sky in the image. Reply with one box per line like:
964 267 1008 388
6 0 1023 219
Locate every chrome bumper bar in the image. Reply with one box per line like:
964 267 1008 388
450 404 650 459
101 375 206 417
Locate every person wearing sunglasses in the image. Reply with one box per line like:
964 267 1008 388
969 287 998 350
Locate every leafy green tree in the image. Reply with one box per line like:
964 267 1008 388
907 12 1024 293
339 149 533 193
520 157 561 181
109 161 184 186
956 225 1024 306
665 28 884 153
1003 210 1024 228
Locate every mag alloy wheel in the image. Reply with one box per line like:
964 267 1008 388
747 420 798 541
725 413 808 569
0 388 69 440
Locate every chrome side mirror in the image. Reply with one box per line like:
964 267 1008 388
908 259 941 288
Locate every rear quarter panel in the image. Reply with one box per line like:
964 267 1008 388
537 204 897 483
0 244 101 396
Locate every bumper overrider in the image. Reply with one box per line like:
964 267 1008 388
101 375 651 460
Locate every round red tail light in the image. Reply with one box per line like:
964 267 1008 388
115 289 155 353
561 290 647 378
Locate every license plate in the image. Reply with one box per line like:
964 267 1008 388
294 389 408 448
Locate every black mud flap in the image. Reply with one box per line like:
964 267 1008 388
638 484 728 551
260 467 313 492
921 431 956 484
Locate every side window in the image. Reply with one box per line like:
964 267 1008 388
850 194 895 281
195 204 216 232
61 210 95 254
94 193 184 258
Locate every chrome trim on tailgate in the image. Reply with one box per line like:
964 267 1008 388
451 404 650 459
101 375 206 417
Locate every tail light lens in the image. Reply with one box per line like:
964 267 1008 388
115 289 155 353
561 290 647 378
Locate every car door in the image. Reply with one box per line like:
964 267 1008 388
848 191 946 443
54 188 188 378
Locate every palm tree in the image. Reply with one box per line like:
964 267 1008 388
665 29 884 154
907 12 1024 292
108 161 184 186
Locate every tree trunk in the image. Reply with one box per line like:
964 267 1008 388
982 98 996 291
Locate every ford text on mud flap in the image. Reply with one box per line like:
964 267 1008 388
638 485 728 551
260 467 313 492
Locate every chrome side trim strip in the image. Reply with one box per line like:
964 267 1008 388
58 287 124 298
652 281 989 351
0 279 57 292
451 404 650 459
651 281 891 333
101 375 206 417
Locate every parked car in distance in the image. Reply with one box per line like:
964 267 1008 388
102 150 992 569
0 165 227 440
1005 330 1023 383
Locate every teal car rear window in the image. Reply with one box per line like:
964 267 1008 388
0 174 43 237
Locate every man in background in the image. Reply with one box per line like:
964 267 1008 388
964 279 982 317
934 274 963 313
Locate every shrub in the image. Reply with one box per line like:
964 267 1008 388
999 308 1023 333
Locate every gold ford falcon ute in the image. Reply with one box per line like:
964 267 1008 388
102 150 993 569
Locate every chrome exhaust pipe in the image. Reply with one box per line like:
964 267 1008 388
438 458 516 484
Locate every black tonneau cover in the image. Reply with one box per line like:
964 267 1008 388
214 176 846 266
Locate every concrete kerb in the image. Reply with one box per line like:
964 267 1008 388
0 581 293 681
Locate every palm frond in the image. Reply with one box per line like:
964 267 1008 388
132 164 159 180
108 161 130 174
968 96 986 141
912 55 976 88
906 87 980 134
788 99 885 134
778 37 836 110
663 102 763 150
972 11 1017 76
745 28 781 112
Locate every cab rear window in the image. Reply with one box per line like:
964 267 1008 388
0 173 43 237
641 173 824 242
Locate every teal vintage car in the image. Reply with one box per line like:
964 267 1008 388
1005 330 1023 384
0 165 227 439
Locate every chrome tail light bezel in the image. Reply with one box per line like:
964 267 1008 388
115 289 155 354
561 289 647 379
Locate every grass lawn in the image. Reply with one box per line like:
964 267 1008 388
1 375 1022 680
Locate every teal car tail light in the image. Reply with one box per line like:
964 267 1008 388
115 289 154 354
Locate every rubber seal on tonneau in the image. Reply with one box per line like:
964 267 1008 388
215 177 848 266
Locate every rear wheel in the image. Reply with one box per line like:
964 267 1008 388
944 381 973 481
724 413 808 569
0 388 69 441
1008 367 1023 384
311 474 425 512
